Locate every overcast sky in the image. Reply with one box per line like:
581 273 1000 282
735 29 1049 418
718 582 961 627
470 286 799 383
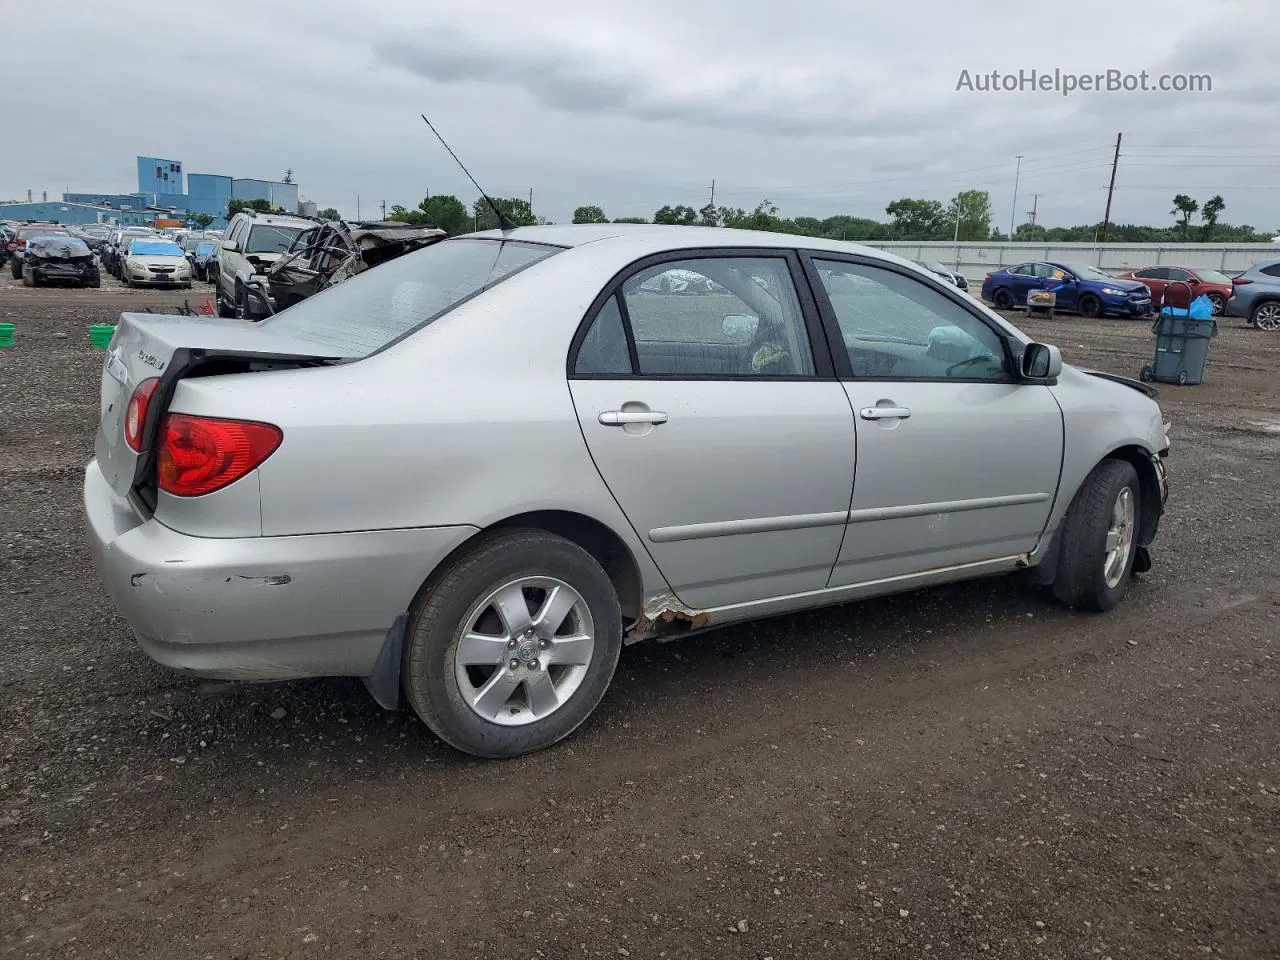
4 0 1278 231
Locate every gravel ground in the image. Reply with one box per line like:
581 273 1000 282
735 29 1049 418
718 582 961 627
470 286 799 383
1 271 1278 959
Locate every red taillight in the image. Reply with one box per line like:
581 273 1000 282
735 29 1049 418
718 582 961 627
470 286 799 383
1232 277 1252 285
124 378 161 452
157 414 282 498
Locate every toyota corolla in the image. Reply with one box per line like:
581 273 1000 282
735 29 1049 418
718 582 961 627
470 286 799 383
84 225 1171 758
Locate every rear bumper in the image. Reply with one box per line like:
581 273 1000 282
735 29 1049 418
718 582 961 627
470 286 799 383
83 459 477 680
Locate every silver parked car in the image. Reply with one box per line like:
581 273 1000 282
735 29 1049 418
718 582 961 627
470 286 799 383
1224 258 1280 331
84 225 1171 758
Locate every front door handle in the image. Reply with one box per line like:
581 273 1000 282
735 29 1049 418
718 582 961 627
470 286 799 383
599 410 669 426
859 406 911 420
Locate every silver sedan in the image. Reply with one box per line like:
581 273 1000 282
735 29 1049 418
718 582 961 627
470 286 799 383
84 225 1171 758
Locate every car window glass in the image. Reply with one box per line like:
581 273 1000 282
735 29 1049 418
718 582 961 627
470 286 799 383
1165 268 1191 281
574 295 633 375
246 225 302 254
618 257 814 378
1009 263 1032 276
1259 263 1280 278
814 259 1009 381
1198 269 1231 284
1133 268 1155 279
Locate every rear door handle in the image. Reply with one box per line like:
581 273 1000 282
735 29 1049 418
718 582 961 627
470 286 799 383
859 406 912 420
599 410 669 426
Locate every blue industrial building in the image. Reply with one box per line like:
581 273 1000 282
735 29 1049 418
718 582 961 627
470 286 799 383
0 201 155 225
1 154 303 227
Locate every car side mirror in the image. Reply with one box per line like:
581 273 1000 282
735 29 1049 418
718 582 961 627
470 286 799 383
722 314 759 343
220 239 239 252
1021 341 1062 381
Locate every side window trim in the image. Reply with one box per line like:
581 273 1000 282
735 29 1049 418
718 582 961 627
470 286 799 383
566 247 836 381
798 250 1018 384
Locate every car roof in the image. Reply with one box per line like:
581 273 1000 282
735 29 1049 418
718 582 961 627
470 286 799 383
241 213 313 228
465 223 906 261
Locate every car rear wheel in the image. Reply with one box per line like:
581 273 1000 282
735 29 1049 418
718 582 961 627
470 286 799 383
402 529 623 758
1052 459 1141 612
21 269 35 287
1251 301 1280 332
1206 292 1226 316
10 260 21 280
1078 293 1102 318
992 288 1013 310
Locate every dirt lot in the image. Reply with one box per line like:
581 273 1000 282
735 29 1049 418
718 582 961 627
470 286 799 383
2 271 1278 959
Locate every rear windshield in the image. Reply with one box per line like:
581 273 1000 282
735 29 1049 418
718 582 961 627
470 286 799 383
259 238 561 358
1197 269 1231 285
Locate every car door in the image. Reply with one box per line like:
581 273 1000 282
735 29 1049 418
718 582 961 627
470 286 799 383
804 255 1065 587
1006 263 1039 304
568 251 856 611
1163 267 1195 307
1135 267 1169 305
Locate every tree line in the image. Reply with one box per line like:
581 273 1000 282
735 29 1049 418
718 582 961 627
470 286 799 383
364 190 1275 244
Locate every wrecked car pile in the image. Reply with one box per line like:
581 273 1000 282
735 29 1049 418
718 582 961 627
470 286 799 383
243 219 446 316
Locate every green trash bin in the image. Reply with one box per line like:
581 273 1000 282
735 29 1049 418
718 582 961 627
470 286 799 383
1141 313 1217 386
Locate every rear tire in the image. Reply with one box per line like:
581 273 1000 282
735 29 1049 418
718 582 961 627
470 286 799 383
215 280 236 317
10 261 21 280
22 270 35 287
992 288 1014 310
402 529 623 759
1207 292 1226 316
1251 300 1280 332
1078 293 1102 318
1052 459 1141 612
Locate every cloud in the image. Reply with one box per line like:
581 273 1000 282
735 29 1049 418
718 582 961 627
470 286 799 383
375 25 936 139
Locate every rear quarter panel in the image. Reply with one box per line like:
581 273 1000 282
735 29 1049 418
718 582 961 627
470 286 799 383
167 244 670 591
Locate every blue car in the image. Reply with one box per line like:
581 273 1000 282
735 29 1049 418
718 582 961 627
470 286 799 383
981 261 1153 318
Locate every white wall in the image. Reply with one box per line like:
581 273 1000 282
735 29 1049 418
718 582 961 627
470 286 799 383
863 241 1280 281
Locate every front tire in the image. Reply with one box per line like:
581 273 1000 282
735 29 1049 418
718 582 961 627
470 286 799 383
215 280 236 317
1078 293 1102 318
1052 459 1141 612
403 530 623 758
1207 292 1226 316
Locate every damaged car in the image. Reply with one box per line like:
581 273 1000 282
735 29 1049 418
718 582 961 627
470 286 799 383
20 235 100 287
242 219 446 316
84 225 1170 760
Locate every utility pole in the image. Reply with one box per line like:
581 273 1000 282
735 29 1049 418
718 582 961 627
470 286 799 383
1100 132 1122 243
529 188 533 219
1009 155 1023 239
380 199 386 220
356 194 361 220
1028 193 1042 227
709 179 716 208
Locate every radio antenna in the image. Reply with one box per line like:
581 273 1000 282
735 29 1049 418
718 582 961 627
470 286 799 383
420 114 517 232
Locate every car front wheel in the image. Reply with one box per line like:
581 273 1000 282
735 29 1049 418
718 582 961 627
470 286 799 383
403 530 623 758
1052 459 1141 612
1206 292 1226 316
1078 293 1102 318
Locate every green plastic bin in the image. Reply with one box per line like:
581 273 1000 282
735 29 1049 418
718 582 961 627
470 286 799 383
88 324 116 349
0 322 14 349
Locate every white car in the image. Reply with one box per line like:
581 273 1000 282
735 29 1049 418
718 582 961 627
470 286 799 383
123 238 193 288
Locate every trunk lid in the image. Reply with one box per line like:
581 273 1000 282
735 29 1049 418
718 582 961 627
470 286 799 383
95 312 344 505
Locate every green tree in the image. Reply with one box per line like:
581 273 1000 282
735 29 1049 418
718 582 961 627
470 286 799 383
388 204 427 225
1013 222 1048 241
572 205 609 224
191 213 215 230
696 203 721 227
1171 194 1198 240
472 197 536 232
317 207 340 220
1200 194 1225 241
653 204 698 225
226 197 275 218
945 190 992 241
418 195 470 235
612 216 648 224
885 198 947 239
